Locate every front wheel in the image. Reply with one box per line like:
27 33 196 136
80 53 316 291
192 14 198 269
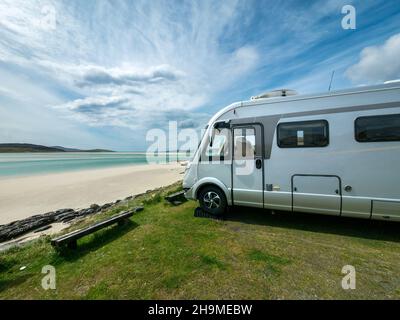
198 186 227 216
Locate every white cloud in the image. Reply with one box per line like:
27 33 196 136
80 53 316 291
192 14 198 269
79 64 183 86
1 0 396 150
58 96 129 112
346 33 400 84
0 0 260 133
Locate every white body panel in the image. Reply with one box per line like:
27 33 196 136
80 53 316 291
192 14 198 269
183 83 400 222
292 175 341 215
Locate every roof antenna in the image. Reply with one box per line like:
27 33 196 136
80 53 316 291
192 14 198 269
328 70 335 92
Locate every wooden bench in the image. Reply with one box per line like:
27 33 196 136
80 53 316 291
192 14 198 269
51 211 133 249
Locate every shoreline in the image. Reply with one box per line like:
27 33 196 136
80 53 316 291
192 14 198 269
0 162 185 225
0 159 186 181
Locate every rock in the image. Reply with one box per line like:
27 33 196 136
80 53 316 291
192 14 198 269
115 199 122 204
76 208 95 216
29 214 43 220
61 216 76 223
133 206 144 213
125 196 134 201
34 225 52 233
90 204 100 212
54 211 76 222
0 214 54 241
55 208 74 215
75 209 85 217
42 211 56 218
101 203 112 211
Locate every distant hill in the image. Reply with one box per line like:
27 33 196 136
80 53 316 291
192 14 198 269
50 146 113 152
50 146 82 152
0 143 114 153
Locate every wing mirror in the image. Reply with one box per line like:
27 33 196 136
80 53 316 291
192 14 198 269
213 121 231 130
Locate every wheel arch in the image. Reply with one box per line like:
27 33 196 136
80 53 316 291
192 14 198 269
193 178 231 205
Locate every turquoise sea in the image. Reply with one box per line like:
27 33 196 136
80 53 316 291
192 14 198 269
0 153 190 178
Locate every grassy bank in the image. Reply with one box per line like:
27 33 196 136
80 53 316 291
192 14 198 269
1 182 399 299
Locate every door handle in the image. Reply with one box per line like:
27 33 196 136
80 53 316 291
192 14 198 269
255 159 262 169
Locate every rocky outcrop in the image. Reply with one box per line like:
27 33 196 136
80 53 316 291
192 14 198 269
0 215 54 242
0 184 173 243
0 196 143 243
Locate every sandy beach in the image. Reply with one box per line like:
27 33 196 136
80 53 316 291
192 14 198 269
0 163 184 225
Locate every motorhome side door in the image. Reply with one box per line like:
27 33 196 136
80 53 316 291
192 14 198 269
232 124 264 208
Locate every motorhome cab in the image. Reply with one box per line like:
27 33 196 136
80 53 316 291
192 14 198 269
183 82 400 222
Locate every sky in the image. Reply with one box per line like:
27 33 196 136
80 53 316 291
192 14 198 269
0 0 399 151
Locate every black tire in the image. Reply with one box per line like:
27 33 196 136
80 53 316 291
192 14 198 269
198 186 227 216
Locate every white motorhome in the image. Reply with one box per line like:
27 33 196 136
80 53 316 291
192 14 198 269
183 82 400 222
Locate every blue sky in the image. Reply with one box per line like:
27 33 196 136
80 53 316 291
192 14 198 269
0 0 399 151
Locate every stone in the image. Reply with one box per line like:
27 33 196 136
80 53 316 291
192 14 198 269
133 206 144 213
101 203 112 210
34 225 52 233
61 216 76 223
54 211 76 222
90 204 100 211
55 208 74 215
42 211 56 218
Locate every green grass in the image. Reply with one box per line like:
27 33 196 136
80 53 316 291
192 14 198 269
0 182 399 299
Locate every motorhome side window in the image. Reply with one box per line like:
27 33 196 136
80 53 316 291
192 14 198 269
355 114 400 142
204 128 230 161
277 120 329 148
234 128 256 159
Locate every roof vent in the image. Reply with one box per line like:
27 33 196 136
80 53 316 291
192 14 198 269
251 89 298 100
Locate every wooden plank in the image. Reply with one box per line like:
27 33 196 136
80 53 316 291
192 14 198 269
51 211 133 247
165 191 187 204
